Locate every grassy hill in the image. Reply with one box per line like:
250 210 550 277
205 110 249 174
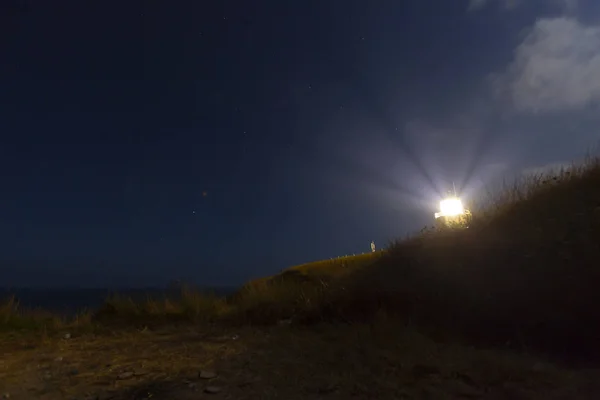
2 156 600 399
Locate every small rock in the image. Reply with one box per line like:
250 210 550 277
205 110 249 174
231 334 239 340
205 386 222 394
2 393 10 399
63 333 71 340
188 382 197 390
117 371 134 380
54 356 63 362
199 370 218 379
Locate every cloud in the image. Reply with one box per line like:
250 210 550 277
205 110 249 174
494 17 600 113
468 0 578 12
468 0 490 11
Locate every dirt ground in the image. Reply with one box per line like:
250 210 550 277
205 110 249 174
1 322 599 400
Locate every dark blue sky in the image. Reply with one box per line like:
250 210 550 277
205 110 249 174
1 0 599 287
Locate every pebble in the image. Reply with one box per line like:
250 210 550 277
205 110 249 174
205 386 222 394
199 370 218 379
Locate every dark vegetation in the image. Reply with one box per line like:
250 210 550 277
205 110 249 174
2 156 600 368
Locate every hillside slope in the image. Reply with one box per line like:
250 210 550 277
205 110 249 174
311 159 600 365
2 158 600 398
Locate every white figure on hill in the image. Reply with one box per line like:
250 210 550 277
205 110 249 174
370 241 376 253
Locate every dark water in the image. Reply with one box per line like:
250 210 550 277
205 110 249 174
0 286 237 316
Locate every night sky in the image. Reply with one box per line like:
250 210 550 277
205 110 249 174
1 0 599 288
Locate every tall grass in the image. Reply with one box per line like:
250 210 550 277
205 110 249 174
333 155 600 365
2 156 600 366
90 286 227 327
0 295 91 332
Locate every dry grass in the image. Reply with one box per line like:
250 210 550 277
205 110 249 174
2 155 600 397
289 251 383 277
335 155 600 365
0 295 92 334
214 155 600 365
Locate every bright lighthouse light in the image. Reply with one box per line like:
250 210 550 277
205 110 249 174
439 197 464 217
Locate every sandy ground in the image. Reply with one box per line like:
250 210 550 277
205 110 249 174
1 322 599 400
